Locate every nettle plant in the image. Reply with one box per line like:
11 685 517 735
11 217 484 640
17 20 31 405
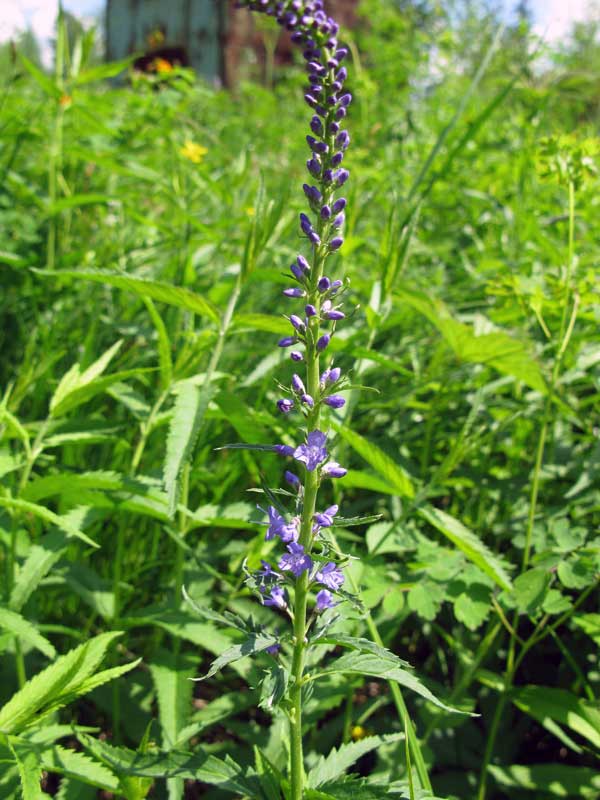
183 2 461 799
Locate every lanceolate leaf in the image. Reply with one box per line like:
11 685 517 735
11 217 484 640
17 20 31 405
488 764 600 797
307 734 404 788
511 686 600 751
149 650 196 750
35 269 220 324
316 652 467 714
40 746 119 792
8 739 44 800
418 505 513 591
332 423 415 498
164 379 217 516
0 607 56 660
78 735 261 795
0 632 136 734
199 633 279 681
0 497 99 549
9 529 69 612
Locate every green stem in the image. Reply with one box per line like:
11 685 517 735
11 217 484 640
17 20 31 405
478 180 579 800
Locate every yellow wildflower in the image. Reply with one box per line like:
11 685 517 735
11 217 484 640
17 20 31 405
180 140 208 165
152 57 173 74
351 725 368 741
245 207 256 217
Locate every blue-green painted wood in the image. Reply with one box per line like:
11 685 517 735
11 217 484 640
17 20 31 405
106 0 225 83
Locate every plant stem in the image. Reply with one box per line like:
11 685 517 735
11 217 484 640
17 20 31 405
478 179 579 800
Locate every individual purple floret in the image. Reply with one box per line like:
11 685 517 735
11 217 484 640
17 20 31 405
264 585 287 609
279 542 313 577
290 351 304 362
316 561 344 590
322 461 347 478
314 504 338 527
278 398 294 413
279 336 297 348
275 444 295 456
264 505 299 543
315 589 336 611
293 430 328 471
324 395 345 408
285 470 301 488
258 560 280 579
317 334 330 352
266 643 281 656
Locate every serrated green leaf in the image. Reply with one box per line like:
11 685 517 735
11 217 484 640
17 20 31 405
407 582 444 621
0 607 56 660
259 663 288 711
315 652 465 714
10 529 69 612
8 738 44 800
0 497 99 549
308 734 404 788
78 735 260 794
419 505 513 591
149 650 196 750
573 614 600 645
200 632 278 680
40 745 119 791
164 379 216 516
0 632 130 734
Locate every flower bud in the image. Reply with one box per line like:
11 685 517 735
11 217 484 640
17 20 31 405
324 395 346 408
278 336 297 347
290 314 305 332
305 304 317 316
332 197 346 213
277 398 294 413
292 374 305 393
283 287 304 297
301 393 314 407
318 277 331 292
290 350 304 362
330 237 344 251
317 334 331 352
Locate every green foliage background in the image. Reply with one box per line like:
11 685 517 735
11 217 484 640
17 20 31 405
0 1 599 798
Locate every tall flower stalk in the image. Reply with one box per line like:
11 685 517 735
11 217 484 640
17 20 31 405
237 3 351 796
185 4 455 797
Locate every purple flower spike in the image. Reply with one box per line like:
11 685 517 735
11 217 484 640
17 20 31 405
264 585 287 609
294 430 328 471
290 350 304 362
316 561 345 590
317 334 331 352
277 398 294 413
322 461 347 479
318 277 331 292
284 287 305 298
316 589 336 611
324 395 346 408
314 504 339 527
278 336 297 348
292 374 306 393
330 237 344 251
279 542 313 577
